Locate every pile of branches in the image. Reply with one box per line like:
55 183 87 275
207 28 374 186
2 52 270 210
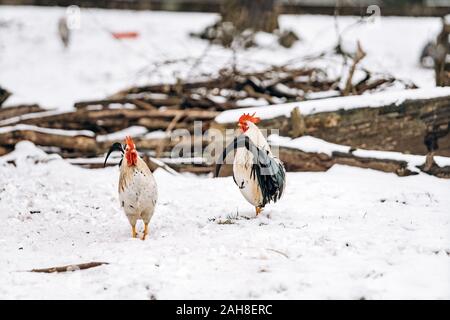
111 64 412 110
0 64 429 175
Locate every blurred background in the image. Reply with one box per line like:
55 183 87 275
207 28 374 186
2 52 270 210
0 0 449 175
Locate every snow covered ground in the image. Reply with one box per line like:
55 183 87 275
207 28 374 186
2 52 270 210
0 6 449 300
0 142 449 299
0 6 441 109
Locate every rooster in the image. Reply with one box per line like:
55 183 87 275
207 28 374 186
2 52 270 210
215 113 286 216
104 136 158 240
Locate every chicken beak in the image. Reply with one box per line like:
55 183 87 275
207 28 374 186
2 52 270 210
104 142 124 167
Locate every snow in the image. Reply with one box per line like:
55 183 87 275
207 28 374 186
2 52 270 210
215 87 450 123
0 142 449 299
236 97 269 107
269 135 351 156
96 126 148 142
352 149 450 170
0 6 441 110
0 124 95 137
0 6 449 300
269 135 450 171
0 109 72 127
144 130 168 139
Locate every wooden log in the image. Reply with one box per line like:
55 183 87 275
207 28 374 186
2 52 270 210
135 136 209 153
174 164 214 174
417 153 450 178
278 146 334 172
2 109 219 134
213 95 450 156
130 99 156 110
216 145 417 177
112 78 230 98
0 130 98 155
74 97 182 110
71 155 212 174
0 104 44 121
36 109 217 122
137 118 188 131
332 152 414 177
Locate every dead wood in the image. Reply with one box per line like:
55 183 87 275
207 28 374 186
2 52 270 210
213 95 450 157
0 104 44 121
2 109 219 134
0 130 98 155
216 145 417 177
109 65 407 114
130 99 156 110
74 97 179 110
30 262 109 273
333 152 415 177
289 107 305 138
343 41 366 96
417 153 450 178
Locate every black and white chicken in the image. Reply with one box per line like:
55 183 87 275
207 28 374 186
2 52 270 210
215 113 286 216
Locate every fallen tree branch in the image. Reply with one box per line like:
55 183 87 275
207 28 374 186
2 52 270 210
343 41 366 96
0 130 98 155
0 108 219 134
0 104 44 121
29 262 109 273
417 153 450 178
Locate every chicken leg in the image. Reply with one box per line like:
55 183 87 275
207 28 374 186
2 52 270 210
142 223 149 240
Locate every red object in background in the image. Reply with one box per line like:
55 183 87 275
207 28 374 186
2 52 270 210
111 31 139 39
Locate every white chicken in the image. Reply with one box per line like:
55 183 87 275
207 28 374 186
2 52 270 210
104 136 158 240
215 113 286 216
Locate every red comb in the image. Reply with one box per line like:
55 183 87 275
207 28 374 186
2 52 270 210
125 136 135 149
238 112 260 125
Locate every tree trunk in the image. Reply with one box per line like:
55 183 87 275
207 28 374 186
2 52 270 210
212 95 450 157
221 0 280 33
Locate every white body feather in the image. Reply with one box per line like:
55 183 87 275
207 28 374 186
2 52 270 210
233 121 272 207
118 157 158 227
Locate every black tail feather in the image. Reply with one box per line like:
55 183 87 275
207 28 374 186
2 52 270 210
104 142 124 167
215 135 286 206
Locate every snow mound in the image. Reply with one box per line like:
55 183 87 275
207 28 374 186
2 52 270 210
215 87 450 123
269 135 351 156
269 135 450 171
0 141 62 167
